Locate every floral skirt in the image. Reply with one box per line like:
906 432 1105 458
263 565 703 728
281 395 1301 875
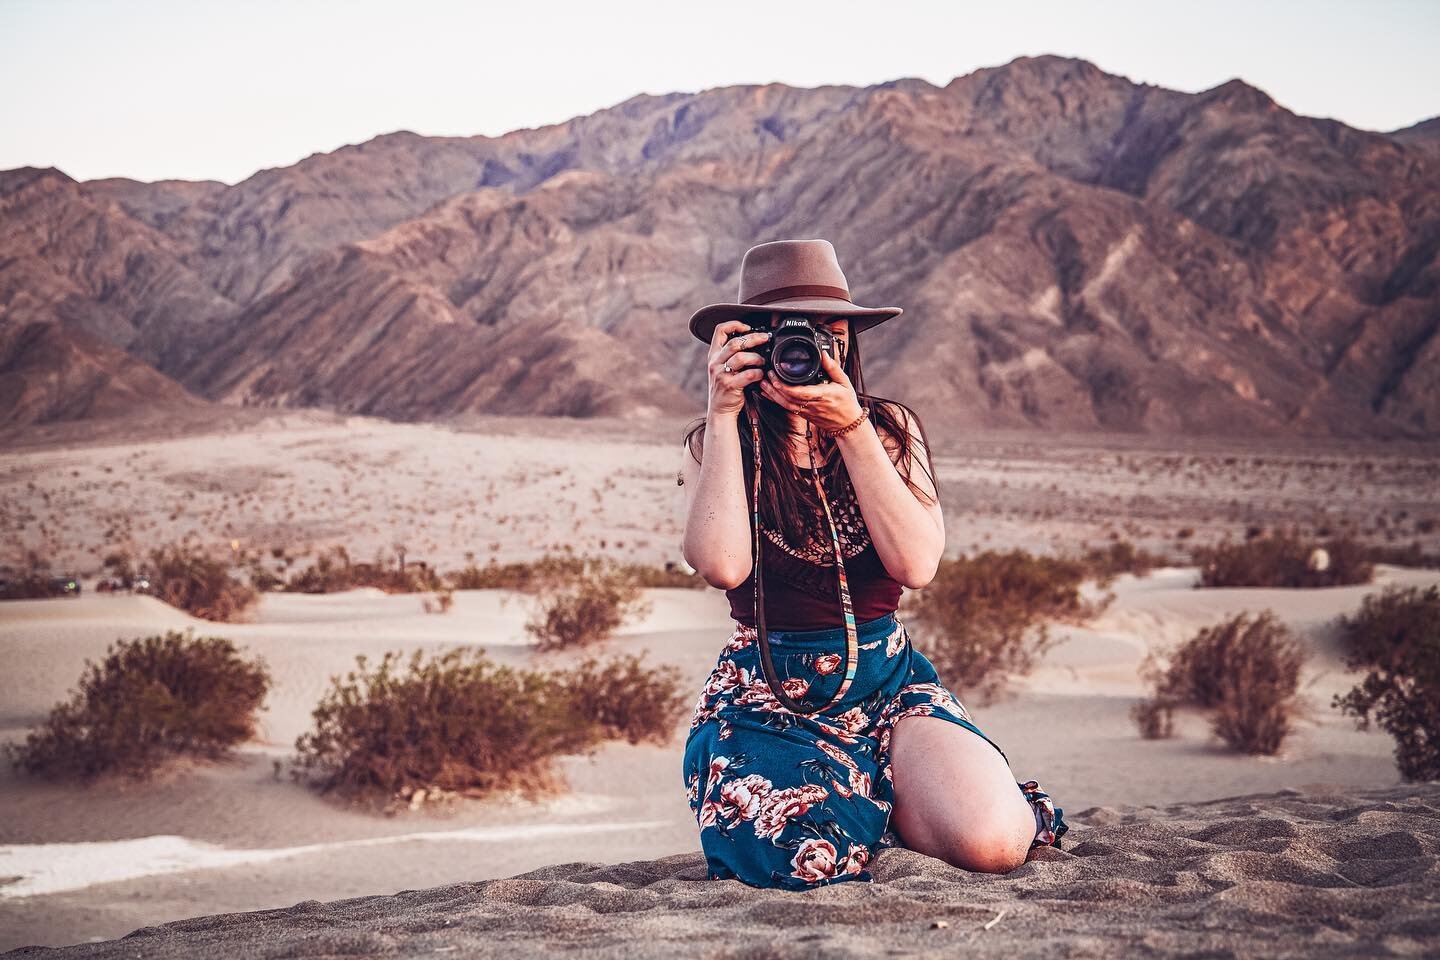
682 612 1068 889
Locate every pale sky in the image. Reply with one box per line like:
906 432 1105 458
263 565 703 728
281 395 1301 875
2 0 1437 185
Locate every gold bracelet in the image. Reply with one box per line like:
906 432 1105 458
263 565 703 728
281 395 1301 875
824 407 869 440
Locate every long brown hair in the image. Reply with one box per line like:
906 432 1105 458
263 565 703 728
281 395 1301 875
683 314 940 547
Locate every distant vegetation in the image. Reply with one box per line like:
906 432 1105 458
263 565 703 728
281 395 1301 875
1074 538 1172 584
1191 529 1374 588
1332 584 1440 782
289 647 685 809
518 556 655 651
282 545 444 594
1131 610 1307 755
447 553 704 590
905 548 1108 703
143 543 259 621
5 631 271 781
0 551 78 600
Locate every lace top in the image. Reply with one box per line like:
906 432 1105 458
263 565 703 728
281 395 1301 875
726 466 903 630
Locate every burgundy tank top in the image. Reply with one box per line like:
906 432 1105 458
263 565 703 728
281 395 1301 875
726 465 903 631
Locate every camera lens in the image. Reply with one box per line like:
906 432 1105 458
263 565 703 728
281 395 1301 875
775 341 819 382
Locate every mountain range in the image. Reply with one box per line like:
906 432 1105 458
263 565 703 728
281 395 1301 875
2 55 1437 439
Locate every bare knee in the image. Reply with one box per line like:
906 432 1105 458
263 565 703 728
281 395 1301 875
938 826 1029 873
933 800 1034 874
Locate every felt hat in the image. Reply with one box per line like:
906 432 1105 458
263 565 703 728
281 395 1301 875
688 238 903 343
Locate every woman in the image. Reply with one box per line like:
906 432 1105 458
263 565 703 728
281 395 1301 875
678 239 1067 890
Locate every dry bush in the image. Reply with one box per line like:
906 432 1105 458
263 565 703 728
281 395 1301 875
558 653 687 745
1134 611 1306 755
284 546 442 594
447 554 589 590
5 630 271 781
1332 584 1440 781
1076 539 1171 585
448 554 704 590
421 588 455 614
906 549 1101 702
1130 698 1174 739
521 557 655 652
289 647 685 808
0 551 72 599
1192 528 1373 588
148 543 259 621
1360 541 1440 571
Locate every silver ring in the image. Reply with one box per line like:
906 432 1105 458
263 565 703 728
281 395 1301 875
723 363 731 373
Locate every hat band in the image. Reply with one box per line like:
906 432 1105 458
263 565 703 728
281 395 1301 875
742 283 852 306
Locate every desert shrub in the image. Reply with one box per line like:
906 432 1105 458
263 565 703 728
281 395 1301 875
148 543 259 621
905 549 1101 702
557 653 687 745
448 554 590 590
0 551 72 600
1134 611 1306 754
1130 698 1174 739
1332 584 1440 781
1360 541 1440 571
1192 528 1373 588
522 557 654 651
421 588 455 614
448 554 704 590
284 546 442 594
1077 539 1170 585
5 630 271 781
290 647 686 807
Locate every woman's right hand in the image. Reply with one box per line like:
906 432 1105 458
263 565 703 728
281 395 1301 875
707 320 771 418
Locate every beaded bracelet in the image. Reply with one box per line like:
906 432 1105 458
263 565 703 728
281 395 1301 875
824 407 869 439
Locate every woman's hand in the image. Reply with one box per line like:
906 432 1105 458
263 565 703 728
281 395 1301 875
759 349 864 434
707 320 771 419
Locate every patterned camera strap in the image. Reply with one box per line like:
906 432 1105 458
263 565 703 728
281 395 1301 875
747 399 859 715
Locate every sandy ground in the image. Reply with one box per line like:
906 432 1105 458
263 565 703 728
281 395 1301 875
3 412 1438 575
1 415 1438 951
5 781 1438 959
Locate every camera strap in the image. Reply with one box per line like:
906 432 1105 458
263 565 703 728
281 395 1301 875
746 398 858 716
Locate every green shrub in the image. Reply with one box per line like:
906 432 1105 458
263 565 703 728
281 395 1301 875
284 546 442 594
148 543 259 621
906 549 1102 702
1134 611 1306 754
5 630 271 780
290 647 685 808
1332 584 1440 781
1192 528 1373 588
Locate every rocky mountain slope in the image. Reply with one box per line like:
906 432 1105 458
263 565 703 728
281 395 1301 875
2 56 1437 437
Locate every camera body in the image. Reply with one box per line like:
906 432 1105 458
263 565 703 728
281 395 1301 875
735 313 838 386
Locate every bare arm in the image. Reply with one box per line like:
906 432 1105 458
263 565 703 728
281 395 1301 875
759 353 944 590
680 321 772 589
834 404 944 589
680 412 753 588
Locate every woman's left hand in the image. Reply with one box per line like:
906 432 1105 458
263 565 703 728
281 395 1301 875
758 350 865 434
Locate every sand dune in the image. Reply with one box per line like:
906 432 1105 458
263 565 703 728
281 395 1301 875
5 782 1436 959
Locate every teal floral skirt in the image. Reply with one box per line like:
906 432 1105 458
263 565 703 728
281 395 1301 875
682 612 1067 889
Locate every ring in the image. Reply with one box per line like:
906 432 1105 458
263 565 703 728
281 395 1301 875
723 363 731 373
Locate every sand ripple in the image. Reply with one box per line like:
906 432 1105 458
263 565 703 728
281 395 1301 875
6 783 1438 958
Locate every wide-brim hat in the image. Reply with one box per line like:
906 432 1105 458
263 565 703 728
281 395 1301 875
688 238 903 343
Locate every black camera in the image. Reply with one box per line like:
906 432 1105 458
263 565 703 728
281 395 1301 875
735 314 838 386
